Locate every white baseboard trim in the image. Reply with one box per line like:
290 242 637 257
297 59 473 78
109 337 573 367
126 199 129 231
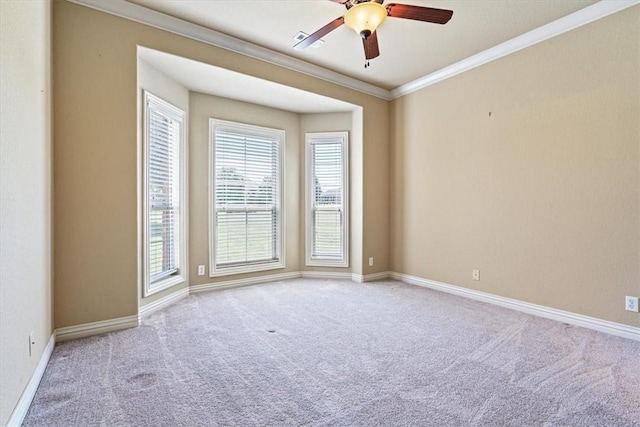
191 270 384 292
6 333 56 427
351 273 365 283
190 271 302 293
139 287 189 320
360 271 392 282
301 271 390 283
300 271 390 283
55 315 140 342
391 272 640 342
300 271 353 281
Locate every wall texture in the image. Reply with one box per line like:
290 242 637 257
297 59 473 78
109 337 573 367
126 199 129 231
53 0 389 328
390 7 640 327
0 0 53 424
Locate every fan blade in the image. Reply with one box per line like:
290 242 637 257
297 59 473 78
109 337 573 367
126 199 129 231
362 31 380 60
385 4 453 24
294 16 345 50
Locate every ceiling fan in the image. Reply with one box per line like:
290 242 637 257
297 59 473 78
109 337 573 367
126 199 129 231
293 0 453 66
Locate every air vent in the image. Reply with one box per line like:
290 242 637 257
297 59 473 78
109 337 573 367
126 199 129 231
293 31 325 48
293 31 308 42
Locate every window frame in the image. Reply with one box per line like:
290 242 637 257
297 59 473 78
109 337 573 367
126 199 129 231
142 91 187 297
209 118 285 277
305 131 349 268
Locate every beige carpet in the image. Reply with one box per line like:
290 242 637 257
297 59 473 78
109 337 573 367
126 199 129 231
24 279 640 426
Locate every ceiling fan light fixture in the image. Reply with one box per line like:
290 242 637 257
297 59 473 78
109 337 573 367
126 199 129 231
344 2 387 39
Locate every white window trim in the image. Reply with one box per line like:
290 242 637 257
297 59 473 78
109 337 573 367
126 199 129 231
142 91 187 297
209 119 285 277
305 131 349 268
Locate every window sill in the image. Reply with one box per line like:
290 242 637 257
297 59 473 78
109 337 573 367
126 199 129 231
305 259 349 268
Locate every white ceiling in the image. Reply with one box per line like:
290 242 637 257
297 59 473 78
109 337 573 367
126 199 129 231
128 0 600 90
138 46 358 114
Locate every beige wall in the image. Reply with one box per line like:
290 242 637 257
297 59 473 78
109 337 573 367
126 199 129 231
0 0 53 424
138 59 190 111
361 104 389 276
189 92 302 285
137 60 190 306
390 7 640 327
53 0 389 327
351 108 365 276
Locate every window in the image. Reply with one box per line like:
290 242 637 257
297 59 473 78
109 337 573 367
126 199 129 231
143 91 186 296
209 119 284 276
305 132 349 267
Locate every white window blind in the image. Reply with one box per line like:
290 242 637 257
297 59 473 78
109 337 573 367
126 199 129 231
210 119 284 275
144 92 185 295
306 132 348 267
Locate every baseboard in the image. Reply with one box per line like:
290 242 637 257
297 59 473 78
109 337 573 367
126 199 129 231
191 270 384 291
139 287 189 320
301 271 390 283
55 315 140 342
360 271 392 282
391 272 640 342
190 271 302 293
6 333 56 427
351 273 365 283
300 271 353 281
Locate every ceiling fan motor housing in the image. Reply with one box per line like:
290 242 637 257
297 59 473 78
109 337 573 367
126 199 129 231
344 2 387 38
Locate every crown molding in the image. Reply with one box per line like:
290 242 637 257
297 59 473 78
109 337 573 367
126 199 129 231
66 0 392 100
390 0 640 99
66 0 637 102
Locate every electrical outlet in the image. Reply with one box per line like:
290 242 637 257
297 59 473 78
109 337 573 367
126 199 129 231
29 332 35 357
472 269 480 281
625 296 639 312
198 265 205 276
368 257 374 267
